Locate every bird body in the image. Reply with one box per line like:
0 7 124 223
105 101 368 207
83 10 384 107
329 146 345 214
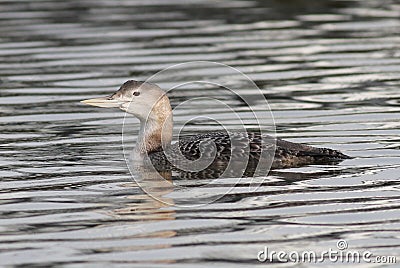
148 131 350 170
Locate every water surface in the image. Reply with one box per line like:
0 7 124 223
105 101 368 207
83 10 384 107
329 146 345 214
0 0 400 266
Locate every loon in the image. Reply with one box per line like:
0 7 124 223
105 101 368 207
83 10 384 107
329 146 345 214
82 80 351 175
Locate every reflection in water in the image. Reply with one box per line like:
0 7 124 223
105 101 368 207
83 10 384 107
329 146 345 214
126 164 175 207
111 169 177 259
0 0 400 266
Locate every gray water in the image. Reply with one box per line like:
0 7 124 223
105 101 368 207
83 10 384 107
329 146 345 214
1 0 400 267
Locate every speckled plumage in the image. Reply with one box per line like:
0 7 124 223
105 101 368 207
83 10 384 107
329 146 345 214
148 131 351 173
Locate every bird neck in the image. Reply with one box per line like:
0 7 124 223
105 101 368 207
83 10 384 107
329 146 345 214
134 97 173 159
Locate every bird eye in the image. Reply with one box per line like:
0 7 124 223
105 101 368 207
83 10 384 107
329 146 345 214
133 91 140 96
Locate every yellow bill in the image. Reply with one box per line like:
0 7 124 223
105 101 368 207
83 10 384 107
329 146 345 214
81 97 121 108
